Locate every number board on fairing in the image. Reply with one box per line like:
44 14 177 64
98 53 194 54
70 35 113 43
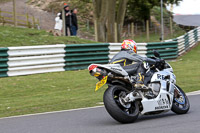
157 74 165 80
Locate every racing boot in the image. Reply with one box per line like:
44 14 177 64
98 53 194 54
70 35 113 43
134 83 154 98
134 83 148 90
134 72 148 90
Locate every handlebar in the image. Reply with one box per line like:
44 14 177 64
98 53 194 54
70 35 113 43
155 58 165 70
148 57 165 70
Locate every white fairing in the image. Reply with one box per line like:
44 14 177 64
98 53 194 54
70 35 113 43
141 89 172 114
89 64 129 76
141 67 177 114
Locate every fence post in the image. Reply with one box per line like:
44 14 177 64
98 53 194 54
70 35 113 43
37 18 40 29
32 16 35 28
135 23 138 34
26 13 31 28
62 9 66 36
170 16 173 37
94 19 98 41
13 0 17 27
114 22 118 42
0 8 2 23
0 8 1 18
2 17 5 26
131 22 134 39
146 20 149 41
86 19 89 31
52 8 54 16
127 24 130 37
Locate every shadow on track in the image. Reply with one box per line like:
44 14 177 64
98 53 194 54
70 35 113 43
137 112 176 122
92 111 177 126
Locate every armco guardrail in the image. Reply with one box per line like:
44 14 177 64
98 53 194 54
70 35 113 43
109 41 178 59
165 27 200 55
0 27 199 77
0 44 110 77
0 42 178 77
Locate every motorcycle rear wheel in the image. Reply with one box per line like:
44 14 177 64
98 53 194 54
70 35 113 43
171 85 190 114
103 85 139 123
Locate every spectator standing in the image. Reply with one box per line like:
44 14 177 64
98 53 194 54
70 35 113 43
60 5 72 36
71 8 78 36
54 13 63 36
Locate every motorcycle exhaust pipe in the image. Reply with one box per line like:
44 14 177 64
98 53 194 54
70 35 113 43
88 64 107 79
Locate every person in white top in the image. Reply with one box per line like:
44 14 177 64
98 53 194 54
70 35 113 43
54 13 63 36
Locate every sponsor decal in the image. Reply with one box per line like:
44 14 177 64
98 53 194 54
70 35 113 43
155 98 170 110
157 98 169 106
155 105 169 110
157 74 165 80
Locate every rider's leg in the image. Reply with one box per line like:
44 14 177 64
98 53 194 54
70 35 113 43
135 62 149 89
123 62 149 88
123 63 139 75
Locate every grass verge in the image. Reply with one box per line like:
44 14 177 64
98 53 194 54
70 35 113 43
123 30 185 43
0 25 96 47
0 0 11 4
0 44 199 118
170 44 200 92
0 70 103 117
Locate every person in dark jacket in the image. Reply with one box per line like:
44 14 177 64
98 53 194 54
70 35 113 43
60 5 72 36
71 8 78 36
110 40 156 89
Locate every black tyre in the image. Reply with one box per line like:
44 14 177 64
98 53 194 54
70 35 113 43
171 85 190 114
103 85 139 123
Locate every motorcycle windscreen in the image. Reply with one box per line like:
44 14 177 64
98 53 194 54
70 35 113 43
95 76 108 91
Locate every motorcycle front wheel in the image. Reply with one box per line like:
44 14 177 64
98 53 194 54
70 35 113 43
103 85 139 123
171 85 190 114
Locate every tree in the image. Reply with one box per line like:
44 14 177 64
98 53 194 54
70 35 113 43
93 0 182 42
93 0 128 42
116 0 129 42
107 0 116 42
126 0 183 23
93 0 109 42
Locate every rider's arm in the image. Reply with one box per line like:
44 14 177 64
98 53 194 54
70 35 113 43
126 51 156 65
124 52 144 62
144 58 156 65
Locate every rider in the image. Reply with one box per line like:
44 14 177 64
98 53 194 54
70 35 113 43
110 40 155 89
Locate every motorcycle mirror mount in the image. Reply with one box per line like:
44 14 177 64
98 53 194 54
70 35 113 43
153 50 161 58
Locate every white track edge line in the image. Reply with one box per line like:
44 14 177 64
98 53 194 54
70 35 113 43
186 90 200 96
1 91 200 120
0 106 104 120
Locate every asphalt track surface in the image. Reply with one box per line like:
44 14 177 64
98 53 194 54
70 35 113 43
0 94 200 133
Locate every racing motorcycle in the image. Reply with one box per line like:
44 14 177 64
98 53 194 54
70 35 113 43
88 51 190 123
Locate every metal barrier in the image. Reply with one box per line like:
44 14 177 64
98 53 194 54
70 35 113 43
0 27 199 77
0 42 178 77
109 41 178 60
64 43 110 71
146 41 178 59
0 45 66 77
108 43 147 59
165 27 200 55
